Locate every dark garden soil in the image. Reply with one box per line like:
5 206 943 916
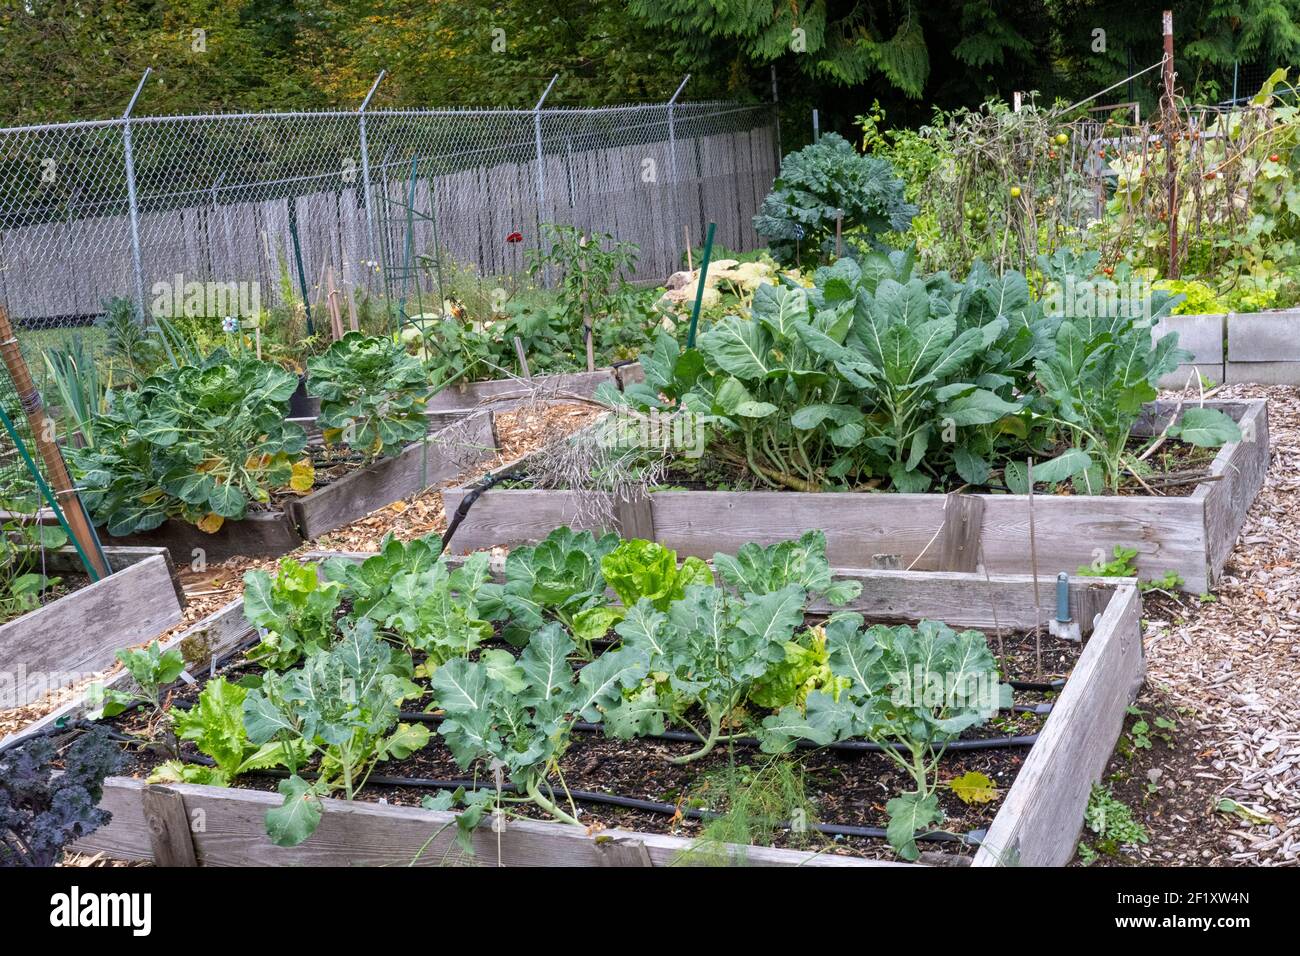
105 623 1087 864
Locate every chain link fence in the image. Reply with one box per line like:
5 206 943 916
0 95 779 342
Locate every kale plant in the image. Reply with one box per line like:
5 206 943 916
753 134 916 265
0 726 124 867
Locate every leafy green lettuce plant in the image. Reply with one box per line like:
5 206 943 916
307 331 431 459
600 538 713 611
149 677 305 786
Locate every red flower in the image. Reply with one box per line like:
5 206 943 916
506 231 523 244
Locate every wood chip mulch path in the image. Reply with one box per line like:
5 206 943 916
1097 384 1300 866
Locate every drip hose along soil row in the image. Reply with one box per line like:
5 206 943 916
173 751 977 847
397 710 1042 753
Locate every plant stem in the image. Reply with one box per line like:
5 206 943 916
525 780 583 827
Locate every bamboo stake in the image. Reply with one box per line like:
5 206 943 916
345 274 360 332
0 306 109 578
326 264 345 341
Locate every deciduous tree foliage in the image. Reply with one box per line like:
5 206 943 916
3 2 1300 125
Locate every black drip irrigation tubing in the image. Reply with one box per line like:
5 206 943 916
438 460 523 555
178 754 974 847
398 710 1041 753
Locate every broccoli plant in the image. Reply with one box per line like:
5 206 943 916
323 535 495 672
433 623 649 825
306 332 431 459
759 616 1010 860
0 725 124 866
754 133 916 265
712 530 862 606
607 582 808 762
86 640 186 719
479 527 620 657
242 559 343 670
242 621 429 846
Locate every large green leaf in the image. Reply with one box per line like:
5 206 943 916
266 775 324 847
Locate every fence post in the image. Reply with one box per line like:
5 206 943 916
359 71 387 268
533 74 558 286
770 65 783 163
121 69 151 324
667 74 690 184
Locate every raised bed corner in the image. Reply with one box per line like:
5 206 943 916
441 399 1268 594
0 546 184 710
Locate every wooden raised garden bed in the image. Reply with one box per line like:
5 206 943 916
291 365 637 427
442 399 1269 594
104 411 499 563
0 546 184 710
28 561 1143 868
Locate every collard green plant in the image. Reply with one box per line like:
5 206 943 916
242 559 343 670
307 332 431 459
149 677 305 786
433 622 649 825
607 249 1240 495
0 725 124 867
71 351 313 535
759 615 1009 860
754 134 916 266
242 621 429 846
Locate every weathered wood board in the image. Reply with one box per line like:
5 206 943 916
441 400 1268 594
288 411 497 540
424 368 619 413
0 595 251 751
0 548 184 710
972 582 1143 867
61 568 1141 868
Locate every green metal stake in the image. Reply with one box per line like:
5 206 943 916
288 197 316 337
0 405 103 581
686 221 716 350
